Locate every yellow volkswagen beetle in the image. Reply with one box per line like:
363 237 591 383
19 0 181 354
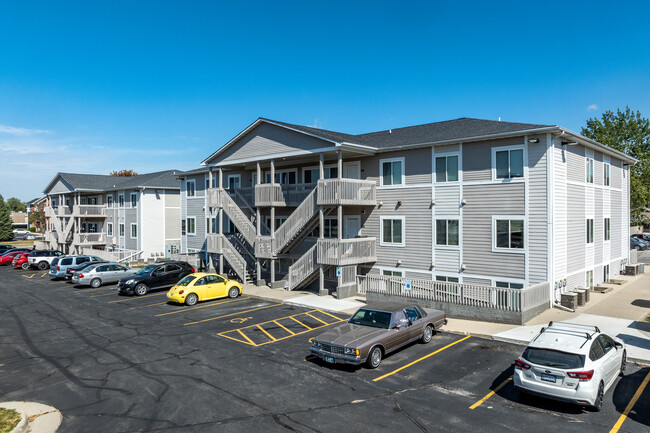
166 273 242 306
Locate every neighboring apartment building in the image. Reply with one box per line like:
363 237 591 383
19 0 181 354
179 117 634 301
42 170 182 259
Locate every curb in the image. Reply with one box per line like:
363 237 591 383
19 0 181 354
0 402 61 433
9 411 27 433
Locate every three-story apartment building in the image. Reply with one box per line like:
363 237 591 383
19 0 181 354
180 117 634 301
42 170 182 260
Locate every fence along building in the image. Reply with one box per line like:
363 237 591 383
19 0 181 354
42 171 182 261
181 117 634 305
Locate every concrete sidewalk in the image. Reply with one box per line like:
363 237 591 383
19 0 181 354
243 271 650 365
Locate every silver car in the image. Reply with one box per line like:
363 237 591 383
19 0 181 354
71 262 138 288
49 255 104 279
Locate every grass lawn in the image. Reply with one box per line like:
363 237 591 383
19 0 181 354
5 240 35 248
0 408 20 433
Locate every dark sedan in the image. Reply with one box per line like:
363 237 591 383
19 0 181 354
310 302 446 368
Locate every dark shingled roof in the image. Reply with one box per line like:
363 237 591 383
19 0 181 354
262 117 553 149
50 170 183 192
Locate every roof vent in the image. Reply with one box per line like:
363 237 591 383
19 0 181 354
389 129 392 134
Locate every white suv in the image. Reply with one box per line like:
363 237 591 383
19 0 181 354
28 250 64 270
513 321 626 411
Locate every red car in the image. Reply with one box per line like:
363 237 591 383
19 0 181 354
13 253 30 270
0 251 25 265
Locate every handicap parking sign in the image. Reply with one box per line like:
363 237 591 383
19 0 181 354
405 279 412 290
336 266 342 277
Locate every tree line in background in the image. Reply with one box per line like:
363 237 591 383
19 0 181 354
0 195 16 241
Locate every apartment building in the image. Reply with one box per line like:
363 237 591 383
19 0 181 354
180 117 634 301
42 170 182 259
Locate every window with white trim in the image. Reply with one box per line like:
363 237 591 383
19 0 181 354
604 163 610 186
380 157 404 186
380 216 404 246
106 222 113 237
130 193 137 207
130 223 137 239
119 223 125 237
186 180 196 197
496 281 524 289
382 269 403 277
494 218 524 250
494 148 524 179
106 195 113 207
586 270 594 289
118 194 125 207
435 155 459 182
435 219 459 246
436 275 459 283
587 219 594 243
186 217 196 235
604 218 610 241
586 158 594 183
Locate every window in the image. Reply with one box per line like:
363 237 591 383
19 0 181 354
604 218 610 241
118 194 125 207
496 281 524 289
494 218 524 250
130 223 137 239
265 169 297 185
494 148 524 179
586 158 594 183
436 276 459 283
130 193 137 207
106 195 113 207
119 223 125 237
106 223 113 237
435 155 459 182
382 269 403 277
303 166 338 183
435 219 459 246
186 217 196 235
323 217 338 238
380 157 404 186
586 269 594 289
604 264 610 282
604 163 610 186
381 217 404 246
211 217 217 234
589 339 605 361
405 306 422 322
587 219 594 243
186 180 196 197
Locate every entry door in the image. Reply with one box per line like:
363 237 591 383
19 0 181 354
343 161 361 179
344 216 361 239
227 175 241 191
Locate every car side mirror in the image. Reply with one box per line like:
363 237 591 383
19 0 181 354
615 342 623 349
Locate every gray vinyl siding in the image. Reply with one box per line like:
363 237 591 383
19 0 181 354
434 248 460 273
463 276 491 286
186 197 206 250
217 123 335 164
566 145 586 183
462 137 525 182
361 148 432 186
434 186 460 215
462 182 525 279
405 270 433 280
361 187 432 271
528 137 548 284
566 185 585 274
48 179 74 194
434 144 459 154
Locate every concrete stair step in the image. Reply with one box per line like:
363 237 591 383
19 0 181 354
593 286 613 293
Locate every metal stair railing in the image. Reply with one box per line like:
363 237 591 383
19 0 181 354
287 244 318 290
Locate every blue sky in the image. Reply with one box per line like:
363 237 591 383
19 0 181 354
1 1 649 201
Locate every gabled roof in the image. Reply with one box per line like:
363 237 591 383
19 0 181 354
43 170 183 194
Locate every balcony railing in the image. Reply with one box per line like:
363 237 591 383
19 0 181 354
254 183 315 207
45 205 72 217
73 205 107 217
73 233 107 245
317 179 376 206
317 237 376 266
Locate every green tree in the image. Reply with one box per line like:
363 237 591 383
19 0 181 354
582 107 650 225
0 195 14 241
28 208 45 232
110 169 139 176
6 197 26 212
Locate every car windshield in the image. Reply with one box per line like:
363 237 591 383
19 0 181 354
137 265 157 275
176 275 197 286
522 348 585 369
348 309 392 329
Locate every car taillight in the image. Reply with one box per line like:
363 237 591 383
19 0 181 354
190 268 195 273
57 266 60 271
514 357 531 370
78 274 83 278
179 290 184 294
567 370 594 381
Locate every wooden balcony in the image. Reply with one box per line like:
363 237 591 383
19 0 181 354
73 233 107 245
317 179 376 206
73 205 107 218
45 205 72 217
317 237 376 266
254 183 315 207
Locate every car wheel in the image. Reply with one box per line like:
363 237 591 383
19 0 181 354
635 245 640 251
185 293 198 306
366 346 382 369
90 278 102 288
593 382 604 412
21 262 29 270
420 325 434 343
620 350 627 376
228 287 240 298
134 283 148 296
38 261 48 270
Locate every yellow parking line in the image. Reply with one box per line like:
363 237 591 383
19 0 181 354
289 316 312 330
373 335 470 382
274 320 295 335
237 329 256 345
183 303 282 326
318 310 347 321
129 301 169 310
40 272 47 278
469 376 512 409
609 369 650 433
108 292 167 303
154 297 249 316
256 324 277 341
306 312 329 325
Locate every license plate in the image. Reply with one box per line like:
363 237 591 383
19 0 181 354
324 356 335 364
541 373 556 383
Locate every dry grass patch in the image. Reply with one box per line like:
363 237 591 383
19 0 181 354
0 408 21 433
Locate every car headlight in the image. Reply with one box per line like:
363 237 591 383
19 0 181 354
312 341 321 349
124 279 135 285
344 347 358 355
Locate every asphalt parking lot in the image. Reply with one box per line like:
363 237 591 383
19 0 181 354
1 266 648 432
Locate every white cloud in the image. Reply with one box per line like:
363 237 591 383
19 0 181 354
587 104 598 111
0 124 50 136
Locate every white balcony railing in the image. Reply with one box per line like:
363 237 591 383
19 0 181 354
73 233 107 245
287 244 318 290
254 184 284 207
317 237 376 266
317 179 376 206
73 205 106 217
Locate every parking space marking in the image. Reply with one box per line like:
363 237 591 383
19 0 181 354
40 272 47 278
217 310 347 347
469 376 512 409
183 303 283 326
108 293 168 303
154 296 249 316
22 273 36 279
128 301 169 310
609 369 650 433
373 335 471 382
